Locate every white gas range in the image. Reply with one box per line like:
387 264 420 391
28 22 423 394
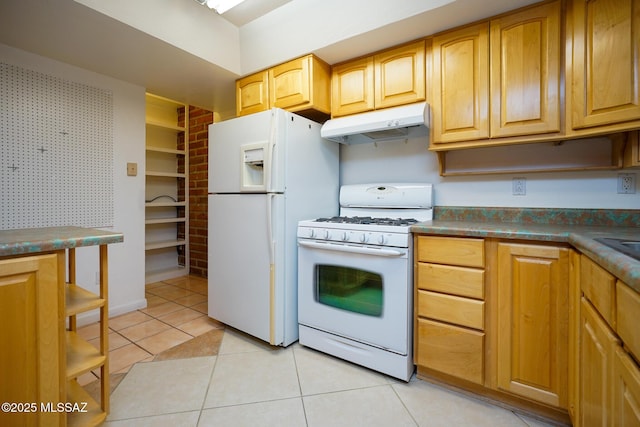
297 183 433 381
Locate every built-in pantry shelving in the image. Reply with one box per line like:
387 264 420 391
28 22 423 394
145 93 189 283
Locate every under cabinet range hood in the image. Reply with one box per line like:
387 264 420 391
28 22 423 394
321 102 430 144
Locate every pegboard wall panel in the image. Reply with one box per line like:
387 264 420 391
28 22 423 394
0 63 114 229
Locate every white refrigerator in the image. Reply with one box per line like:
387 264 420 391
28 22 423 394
208 108 339 346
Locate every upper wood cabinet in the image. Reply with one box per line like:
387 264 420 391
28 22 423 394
432 22 490 144
269 55 331 114
373 41 426 110
431 1 561 146
490 0 561 138
496 242 569 409
331 56 375 117
236 55 331 120
331 40 426 117
570 0 640 131
236 71 269 117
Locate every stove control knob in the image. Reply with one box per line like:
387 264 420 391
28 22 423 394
377 235 386 245
359 233 368 243
308 229 316 238
341 232 349 241
323 230 331 239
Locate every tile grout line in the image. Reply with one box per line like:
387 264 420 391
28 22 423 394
290 345 310 426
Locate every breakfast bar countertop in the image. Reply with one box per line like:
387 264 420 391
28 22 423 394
0 226 124 257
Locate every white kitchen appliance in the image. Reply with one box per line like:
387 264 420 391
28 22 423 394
297 183 433 381
208 108 339 347
320 101 429 144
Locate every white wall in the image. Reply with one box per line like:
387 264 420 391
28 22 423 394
73 0 240 74
340 137 640 209
1 43 147 321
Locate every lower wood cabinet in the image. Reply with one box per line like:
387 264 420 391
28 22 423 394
613 346 640 426
577 253 640 427
416 318 484 384
415 234 640 426
414 235 572 422
0 254 65 427
579 297 619 426
496 243 569 408
414 235 486 385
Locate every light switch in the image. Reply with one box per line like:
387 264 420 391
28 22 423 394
127 162 137 176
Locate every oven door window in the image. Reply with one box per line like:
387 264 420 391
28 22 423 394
315 264 382 316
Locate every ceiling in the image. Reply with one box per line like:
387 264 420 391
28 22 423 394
221 0 293 26
0 0 540 118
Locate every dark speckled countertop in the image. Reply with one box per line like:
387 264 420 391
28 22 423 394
411 207 640 292
0 226 124 256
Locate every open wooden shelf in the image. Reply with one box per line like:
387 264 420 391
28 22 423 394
145 171 186 179
145 201 187 208
145 239 187 251
146 145 186 155
145 217 186 225
66 331 106 379
65 284 105 316
66 379 107 427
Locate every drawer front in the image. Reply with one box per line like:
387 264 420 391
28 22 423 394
617 280 640 361
581 255 616 327
417 318 484 384
417 290 484 330
416 236 484 268
417 262 484 299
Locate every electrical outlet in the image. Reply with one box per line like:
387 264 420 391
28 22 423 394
512 177 526 196
618 173 636 194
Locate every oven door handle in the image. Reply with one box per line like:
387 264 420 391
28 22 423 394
298 240 405 257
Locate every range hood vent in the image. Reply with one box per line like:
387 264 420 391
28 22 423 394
321 102 429 145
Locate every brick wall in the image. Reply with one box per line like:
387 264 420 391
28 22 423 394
188 106 214 277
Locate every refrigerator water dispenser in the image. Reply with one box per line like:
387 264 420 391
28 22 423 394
240 142 268 191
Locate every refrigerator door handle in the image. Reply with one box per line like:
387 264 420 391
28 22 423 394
267 193 276 345
266 116 277 192
266 194 275 264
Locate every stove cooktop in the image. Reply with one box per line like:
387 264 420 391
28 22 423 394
314 216 419 227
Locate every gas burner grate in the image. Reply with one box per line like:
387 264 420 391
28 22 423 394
315 216 418 226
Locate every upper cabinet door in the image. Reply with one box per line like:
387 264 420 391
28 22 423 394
269 56 311 110
268 55 331 117
490 1 561 138
374 40 426 110
572 0 640 130
331 56 375 117
236 71 269 117
432 23 490 143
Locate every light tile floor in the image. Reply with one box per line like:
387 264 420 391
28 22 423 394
76 276 222 389
80 276 563 426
